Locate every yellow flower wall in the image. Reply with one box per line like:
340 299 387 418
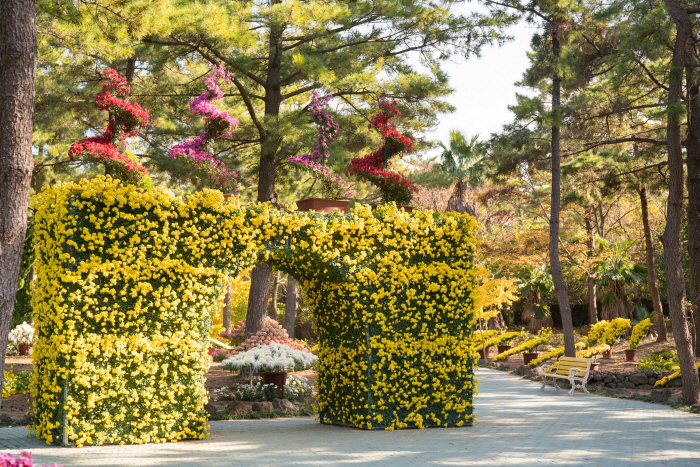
32 177 478 444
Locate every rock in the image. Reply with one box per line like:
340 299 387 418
297 394 316 411
605 382 617 389
637 384 652 389
603 376 613 384
226 402 252 416
0 412 12 424
252 401 274 413
272 398 298 412
608 388 631 397
650 388 671 402
628 372 649 386
668 396 682 405
620 381 636 389
648 377 657 385
590 375 602 382
204 402 218 415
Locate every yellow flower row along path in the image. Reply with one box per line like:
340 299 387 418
32 176 479 445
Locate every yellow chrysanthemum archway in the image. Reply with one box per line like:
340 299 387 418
31 176 478 446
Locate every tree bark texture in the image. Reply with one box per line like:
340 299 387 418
640 187 667 342
685 54 700 354
245 8 285 337
0 0 37 407
585 209 598 325
222 282 232 334
661 0 699 406
549 21 576 357
245 263 274 338
267 271 280 321
284 275 297 338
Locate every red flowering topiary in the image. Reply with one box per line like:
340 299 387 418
68 68 150 185
346 100 417 205
223 317 309 355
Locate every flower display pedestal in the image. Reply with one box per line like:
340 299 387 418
261 371 288 397
523 352 539 365
497 345 512 361
296 198 350 214
18 344 31 356
625 349 636 362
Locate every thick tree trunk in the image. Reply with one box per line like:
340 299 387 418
685 56 700 354
661 0 699 406
640 187 667 342
549 22 576 357
222 282 232 334
267 271 280 321
0 0 37 407
584 209 598 325
245 9 285 337
284 275 297 338
245 263 274 338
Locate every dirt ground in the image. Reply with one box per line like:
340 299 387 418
2 332 684 424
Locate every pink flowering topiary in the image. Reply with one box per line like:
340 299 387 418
0 451 61 467
288 92 350 199
223 317 309 355
169 66 239 193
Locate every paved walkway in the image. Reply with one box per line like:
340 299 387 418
2 369 699 466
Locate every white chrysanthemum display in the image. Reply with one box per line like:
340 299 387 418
221 342 317 372
8 321 34 345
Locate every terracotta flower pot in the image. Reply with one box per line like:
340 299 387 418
296 198 350 214
18 344 31 356
522 352 539 365
497 345 512 361
477 348 491 359
625 349 636 362
602 349 613 359
260 371 288 396
590 362 600 371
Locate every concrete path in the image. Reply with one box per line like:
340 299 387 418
2 369 699 466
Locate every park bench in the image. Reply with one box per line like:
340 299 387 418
539 356 592 395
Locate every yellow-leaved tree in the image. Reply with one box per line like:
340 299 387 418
472 265 519 351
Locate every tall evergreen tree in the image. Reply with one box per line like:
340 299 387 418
0 0 37 406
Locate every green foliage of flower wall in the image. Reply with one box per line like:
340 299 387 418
32 176 478 443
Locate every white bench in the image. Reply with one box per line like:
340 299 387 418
539 356 592 395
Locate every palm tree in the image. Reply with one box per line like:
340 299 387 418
433 131 489 215
596 256 647 320
516 264 555 333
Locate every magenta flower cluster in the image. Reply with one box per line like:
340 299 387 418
288 92 350 199
169 66 239 193
0 452 60 467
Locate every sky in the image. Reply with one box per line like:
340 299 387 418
425 18 537 146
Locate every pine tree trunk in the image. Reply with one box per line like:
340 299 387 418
267 271 279 321
640 187 667 342
222 281 232 334
245 263 274 338
549 21 576 357
585 209 598 325
685 55 700 354
245 7 284 337
284 276 297 338
661 0 699 406
0 0 37 408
